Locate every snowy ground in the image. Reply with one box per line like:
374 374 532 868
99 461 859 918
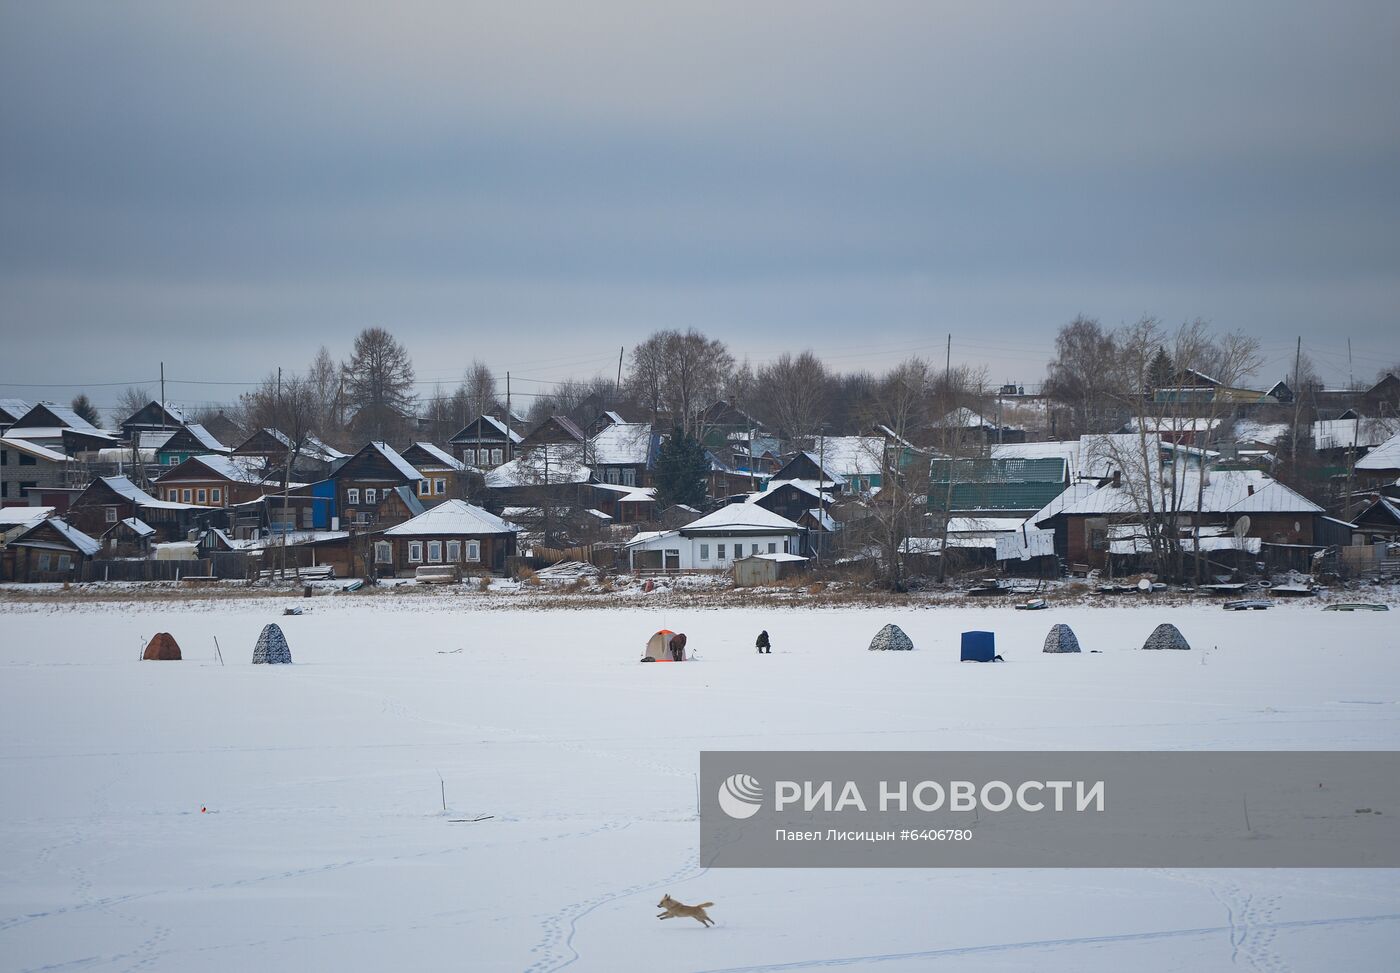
2 600 1398 971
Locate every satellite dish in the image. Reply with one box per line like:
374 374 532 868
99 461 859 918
1234 515 1251 539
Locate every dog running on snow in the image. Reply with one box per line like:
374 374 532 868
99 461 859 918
656 894 715 927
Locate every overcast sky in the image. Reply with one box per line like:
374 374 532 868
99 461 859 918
2 1 1397 414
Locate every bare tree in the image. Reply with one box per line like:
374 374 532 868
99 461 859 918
755 351 832 444
343 327 416 442
307 345 344 442
1044 316 1123 436
626 329 734 434
112 386 152 427
462 360 497 422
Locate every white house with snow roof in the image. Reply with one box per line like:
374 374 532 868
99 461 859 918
624 502 806 571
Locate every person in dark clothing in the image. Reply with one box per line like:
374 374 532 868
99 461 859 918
670 632 687 661
756 630 771 654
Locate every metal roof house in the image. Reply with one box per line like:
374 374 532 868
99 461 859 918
928 457 1070 518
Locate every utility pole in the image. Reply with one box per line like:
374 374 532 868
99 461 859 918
505 371 512 457
615 347 624 402
1290 336 1302 468
160 362 166 417
945 334 951 379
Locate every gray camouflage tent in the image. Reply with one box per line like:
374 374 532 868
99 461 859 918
252 623 293 664
1142 623 1190 651
1042 624 1081 654
869 624 914 651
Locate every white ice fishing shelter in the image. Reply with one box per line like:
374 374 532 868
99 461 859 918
643 630 686 661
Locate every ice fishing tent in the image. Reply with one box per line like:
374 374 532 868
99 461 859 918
1142 623 1190 650
960 630 997 662
142 632 182 660
868 624 914 651
252 623 293 664
643 629 686 661
1042 624 1081 654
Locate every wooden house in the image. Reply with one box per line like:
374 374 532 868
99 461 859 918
329 442 424 527
0 398 33 433
3 517 101 582
66 475 200 543
154 454 281 507
374 499 520 576
449 415 522 469
520 415 587 451
101 516 156 557
399 442 482 505
154 423 231 466
118 401 193 441
4 401 113 452
586 422 656 487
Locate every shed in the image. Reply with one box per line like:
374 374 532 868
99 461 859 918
733 552 808 587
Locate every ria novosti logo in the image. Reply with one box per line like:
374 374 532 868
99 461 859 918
717 773 763 819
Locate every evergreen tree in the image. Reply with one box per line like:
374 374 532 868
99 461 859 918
69 393 101 426
1148 346 1174 393
654 426 709 509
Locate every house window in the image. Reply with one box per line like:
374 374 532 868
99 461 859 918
491 448 503 465
105 507 118 524
435 478 446 495
167 455 178 465
347 488 360 504
419 480 430 496
57 554 71 571
196 488 207 504
463 448 476 465
1090 528 1108 551
375 541 392 563
606 467 620 484
181 489 192 503
365 488 376 504
211 488 221 503
447 540 461 561
0 450 6 465
0 482 6 498
622 469 636 486
38 553 51 571
717 544 726 560
428 541 442 562
355 511 372 525
167 489 177 501
409 542 423 562
19 452 36 466
700 543 710 560
466 541 480 562
768 543 777 553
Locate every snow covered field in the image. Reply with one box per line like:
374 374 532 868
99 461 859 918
2 600 1398 971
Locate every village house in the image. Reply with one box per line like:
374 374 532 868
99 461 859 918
153 454 283 507
153 424 232 466
585 421 657 487
231 428 348 479
65 475 201 543
329 441 424 527
449 414 522 469
100 516 156 558
4 401 115 453
2 516 102 582
0 399 34 433
520 415 588 451
373 499 520 576
625 503 805 572
399 442 480 505
118 401 195 441
928 456 1071 520
1 437 73 509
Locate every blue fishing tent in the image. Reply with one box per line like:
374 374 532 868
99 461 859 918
960 630 996 662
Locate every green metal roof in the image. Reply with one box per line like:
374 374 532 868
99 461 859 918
928 457 1068 512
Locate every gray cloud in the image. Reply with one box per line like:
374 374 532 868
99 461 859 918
2 0 1397 410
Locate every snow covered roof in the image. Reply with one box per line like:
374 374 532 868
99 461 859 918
1356 431 1400 473
100 475 199 510
1030 469 1321 524
181 423 227 451
753 551 807 562
0 398 32 419
1122 417 1221 434
0 506 54 527
809 436 886 476
588 422 654 466
484 446 590 487
1232 420 1289 445
383 499 520 536
368 441 424 481
162 454 270 483
16 517 102 555
617 488 658 503
139 430 175 449
945 517 1026 533
407 441 470 471
36 402 101 433
0 437 69 463
304 434 348 461
119 517 155 537
459 415 523 444
806 507 836 531
751 479 827 502
680 503 803 534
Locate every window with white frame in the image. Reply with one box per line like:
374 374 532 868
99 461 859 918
408 541 423 562
196 488 207 503
622 468 635 486
491 448 503 465
699 543 709 560
418 480 430 496
435 478 446 494
167 489 178 501
428 541 442 562
57 554 71 571
365 488 376 504
212 488 222 503
447 540 461 561
347 488 360 504
181 489 192 503
463 448 475 465
768 542 777 553
466 540 480 561
38 553 51 571
606 467 620 484
375 541 392 563
717 544 726 560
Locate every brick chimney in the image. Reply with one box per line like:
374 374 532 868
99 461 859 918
1112 470 1122 488
1247 484 1254 496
